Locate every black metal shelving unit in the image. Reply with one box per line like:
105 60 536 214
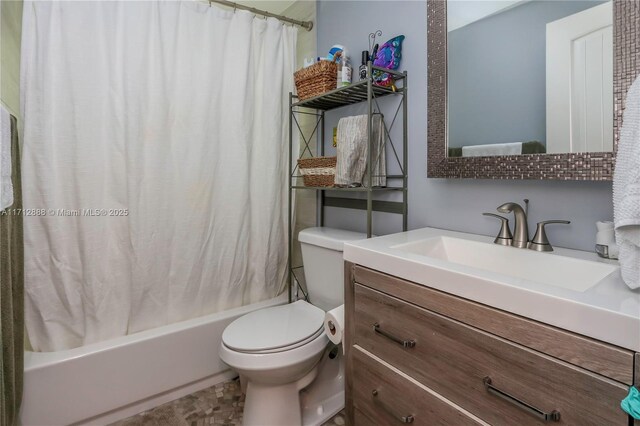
288 62 408 302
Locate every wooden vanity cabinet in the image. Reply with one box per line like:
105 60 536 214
344 262 637 426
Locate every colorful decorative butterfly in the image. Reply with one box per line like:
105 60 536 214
372 35 405 89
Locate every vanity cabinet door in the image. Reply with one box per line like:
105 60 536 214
353 283 629 426
351 345 484 426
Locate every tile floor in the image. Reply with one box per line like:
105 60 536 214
111 378 346 426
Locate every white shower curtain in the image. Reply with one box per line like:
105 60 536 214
21 0 297 352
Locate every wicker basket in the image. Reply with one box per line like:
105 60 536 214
297 156 337 187
294 61 338 101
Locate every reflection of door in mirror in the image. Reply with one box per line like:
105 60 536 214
546 2 613 154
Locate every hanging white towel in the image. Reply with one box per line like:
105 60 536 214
335 114 386 187
613 75 640 290
0 105 13 210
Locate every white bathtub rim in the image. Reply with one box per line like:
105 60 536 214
25 292 289 371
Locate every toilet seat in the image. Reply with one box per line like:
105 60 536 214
229 328 325 354
219 328 329 372
222 300 325 354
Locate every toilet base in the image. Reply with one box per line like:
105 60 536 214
300 346 345 426
239 346 345 426
242 365 319 426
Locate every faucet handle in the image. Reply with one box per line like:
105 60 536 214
483 213 513 246
528 220 571 252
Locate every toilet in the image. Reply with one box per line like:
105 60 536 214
219 227 366 426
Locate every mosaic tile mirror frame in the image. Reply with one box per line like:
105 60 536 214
427 0 640 180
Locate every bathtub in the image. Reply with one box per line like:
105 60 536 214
20 294 287 425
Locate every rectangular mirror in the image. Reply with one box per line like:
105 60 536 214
449 0 612 157
427 0 638 180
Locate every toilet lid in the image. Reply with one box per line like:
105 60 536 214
222 301 325 353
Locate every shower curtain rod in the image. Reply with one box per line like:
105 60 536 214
209 0 314 31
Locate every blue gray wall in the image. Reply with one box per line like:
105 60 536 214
317 0 613 251
448 1 605 148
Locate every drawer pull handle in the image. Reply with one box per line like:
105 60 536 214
372 389 415 423
483 376 560 422
373 323 416 348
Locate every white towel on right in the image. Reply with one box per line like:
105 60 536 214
335 114 386 187
0 105 13 210
613 75 640 290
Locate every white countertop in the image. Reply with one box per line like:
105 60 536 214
343 227 640 352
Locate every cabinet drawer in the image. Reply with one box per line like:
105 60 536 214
354 283 629 426
352 265 634 384
352 346 484 425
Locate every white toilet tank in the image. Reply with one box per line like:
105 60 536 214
298 227 368 312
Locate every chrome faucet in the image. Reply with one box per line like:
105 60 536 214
497 201 529 248
484 199 571 251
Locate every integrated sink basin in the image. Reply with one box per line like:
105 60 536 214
392 236 618 292
343 227 639 351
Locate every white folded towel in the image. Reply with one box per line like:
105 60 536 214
335 114 386 187
0 105 13 210
462 142 522 157
613 76 640 290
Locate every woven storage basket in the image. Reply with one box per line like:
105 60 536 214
297 156 337 187
294 61 338 101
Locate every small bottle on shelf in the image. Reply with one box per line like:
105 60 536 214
359 50 370 80
341 57 352 87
